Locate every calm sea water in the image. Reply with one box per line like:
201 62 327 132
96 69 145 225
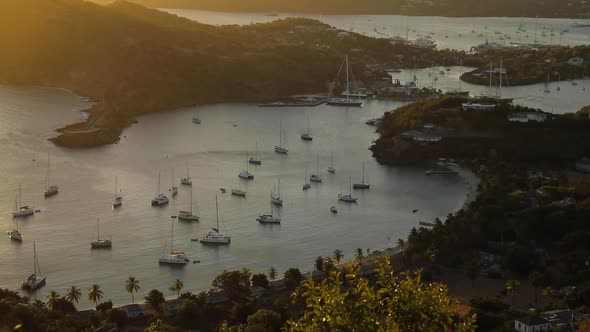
163 9 590 51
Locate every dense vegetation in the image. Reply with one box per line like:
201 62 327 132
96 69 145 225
94 0 590 18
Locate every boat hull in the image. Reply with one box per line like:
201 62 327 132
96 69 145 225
12 209 34 218
178 214 199 222
249 159 262 165
21 275 46 291
274 147 288 154
326 100 362 107
91 241 112 249
353 184 370 189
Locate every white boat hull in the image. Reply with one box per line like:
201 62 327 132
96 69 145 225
44 186 59 197
178 212 199 222
181 178 192 186
159 254 189 265
21 275 46 291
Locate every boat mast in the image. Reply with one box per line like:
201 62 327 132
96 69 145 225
114 176 118 198
489 61 493 90
97 218 100 241
459 59 463 92
18 183 22 209
345 55 350 101
362 163 365 184
33 242 38 275
171 168 174 188
349 176 353 195
499 57 503 97
278 178 281 197
215 196 219 234
46 153 51 189
190 188 193 214
279 121 282 148
170 217 174 253
317 154 320 175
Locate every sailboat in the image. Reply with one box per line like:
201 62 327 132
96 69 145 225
302 167 311 190
445 59 470 96
192 111 201 124
151 172 169 206
8 219 22 241
249 142 262 165
112 177 122 208
181 161 192 186
353 162 371 189
178 188 199 221
543 73 551 93
199 196 231 244
159 216 189 265
90 218 112 249
257 203 281 224
327 55 363 107
169 169 178 196
310 155 322 183
327 152 336 174
301 116 313 141
270 178 283 205
21 243 46 290
274 121 288 154
12 184 34 218
44 153 59 197
239 153 254 179
338 177 358 203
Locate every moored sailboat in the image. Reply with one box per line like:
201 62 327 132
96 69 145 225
178 187 200 221
151 172 169 206
12 184 34 218
21 243 46 291
301 116 313 141
353 162 371 189
8 219 22 241
181 161 192 186
239 153 254 179
274 121 288 154
44 154 59 197
199 196 231 244
338 177 358 203
270 178 283 205
159 216 189 265
310 155 322 183
90 218 112 249
327 55 363 107
112 176 122 208
249 142 262 165
257 203 281 224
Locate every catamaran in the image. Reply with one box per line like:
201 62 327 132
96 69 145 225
257 203 281 224
8 219 22 241
90 218 112 249
169 169 178 196
12 183 34 218
199 196 231 244
44 154 59 197
301 116 313 141
338 177 358 203
270 178 283 205
310 155 322 183
274 121 288 154
112 176 122 208
239 153 254 179
21 243 46 290
353 162 371 189
302 167 311 190
181 161 192 186
178 188 199 221
151 172 169 206
327 152 336 174
159 216 189 265
327 55 363 107
249 142 262 165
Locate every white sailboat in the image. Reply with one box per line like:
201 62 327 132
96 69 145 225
159 216 189 265
151 172 169 206
239 153 254 179
327 152 336 174
353 162 371 189
181 161 192 186
338 177 358 203
231 179 247 197
249 142 262 165
192 112 201 124
90 218 112 249
8 219 22 241
178 187 200 221
543 73 551 93
310 155 322 183
21 243 46 290
274 121 288 154
112 176 122 208
44 153 59 197
270 178 283 205
199 196 231 244
302 167 311 190
327 55 363 107
169 169 178 196
257 203 281 224
12 183 34 218
300 116 313 141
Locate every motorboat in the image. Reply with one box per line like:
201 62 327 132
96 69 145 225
239 170 254 180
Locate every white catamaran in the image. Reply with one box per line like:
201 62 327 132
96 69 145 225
178 187 200 221
13 183 34 218
159 216 189 265
338 177 358 203
21 243 46 291
257 203 281 224
90 218 112 249
199 196 231 244
44 154 59 197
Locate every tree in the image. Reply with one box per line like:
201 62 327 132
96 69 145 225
287 255 476 331
314 256 324 271
126 277 140 304
145 319 170 332
467 257 480 287
212 268 252 300
88 284 104 306
251 273 269 288
354 248 364 263
45 291 61 310
245 309 282 332
267 267 278 281
283 268 303 290
528 271 546 306
171 279 184 299
332 249 344 265
145 289 166 313
65 286 81 305
396 238 405 250
506 280 521 306
96 300 113 312
107 308 129 328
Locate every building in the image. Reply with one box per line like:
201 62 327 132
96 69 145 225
567 57 584 66
120 304 145 319
400 130 441 142
514 309 574 332
462 102 496 111
508 112 547 123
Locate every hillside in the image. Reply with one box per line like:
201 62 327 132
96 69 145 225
93 0 590 18
1 0 455 148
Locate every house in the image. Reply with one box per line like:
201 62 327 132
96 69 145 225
413 134 442 142
206 292 230 304
514 309 574 332
508 112 547 123
462 102 495 111
270 279 287 292
567 57 584 66
120 304 145 319
165 298 187 313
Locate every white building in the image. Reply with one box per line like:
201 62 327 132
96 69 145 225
514 309 573 332
462 102 496 111
507 112 547 123
567 57 584 66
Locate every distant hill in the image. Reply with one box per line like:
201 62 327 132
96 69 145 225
93 0 590 18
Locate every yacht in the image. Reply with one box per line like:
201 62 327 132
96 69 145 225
21 243 46 291
8 219 22 241
90 218 112 249
239 153 254 179
181 161 192 186
327 55 363 107
327 152 336 174
231 188 246 197
112 176 122 208
270 178 283 205
12 184 34 218
192 112 201 124
44 154 59 197
159 217 189 265
274 121 288 154
338 177 358 203
249 142 262 165
257 204 281 224
199 196 231 244
353 162 371 189
169 169 178 196
151 172 169 206
301 117 313 141
302 167 311 190
310 155 322 183
178 188 199 222
543 74 551 93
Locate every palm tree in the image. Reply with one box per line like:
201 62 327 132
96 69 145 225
506 280 521 306
45 290 61 310
267 266 278 280
65 286 81 304
171 279 184 299
125 277 140 304
88 284 104 306
333 249 344 266
354 248 363 264
396 238 406 250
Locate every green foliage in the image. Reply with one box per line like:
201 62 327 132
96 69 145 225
212 268 252 300
145 319 170 332
267 267 278 281
283 268 303 290
251 273 270 289
45 291 61 310
145 289 166 313
107 308 129 328
469 297 511 332
170 279 184 298
245 309 282 332
96 300 113 312
314 256 324 271
332 249 344 265
503 246 539 275
65 286 81 305
88 284 104 306
126 276 141 304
